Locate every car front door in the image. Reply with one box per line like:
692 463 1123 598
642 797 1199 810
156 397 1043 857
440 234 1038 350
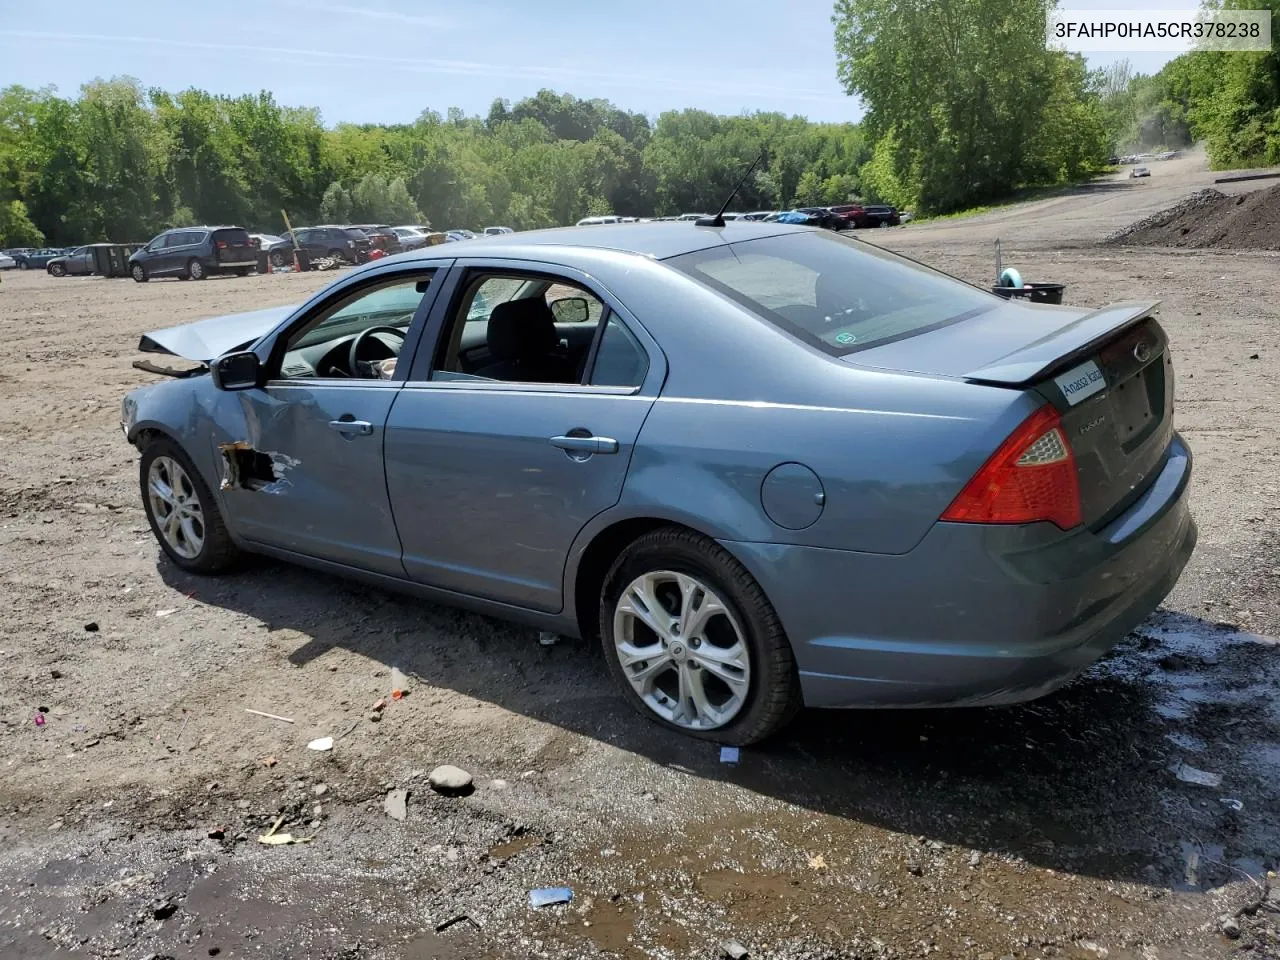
147 234 180 276
384 260 664 612
214 264 447 574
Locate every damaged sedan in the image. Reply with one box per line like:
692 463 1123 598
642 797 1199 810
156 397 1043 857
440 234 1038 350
122 222 1196 744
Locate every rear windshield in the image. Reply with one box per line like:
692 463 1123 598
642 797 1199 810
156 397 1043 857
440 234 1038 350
667 231 996 356
212 228 250 243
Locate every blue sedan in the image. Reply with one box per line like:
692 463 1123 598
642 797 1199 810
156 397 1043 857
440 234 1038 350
120 222 1196 744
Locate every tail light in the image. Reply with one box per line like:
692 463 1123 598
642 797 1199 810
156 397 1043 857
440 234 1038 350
941 405 1082 530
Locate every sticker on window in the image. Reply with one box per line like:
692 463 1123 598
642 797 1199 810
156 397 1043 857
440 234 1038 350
834 332 856 345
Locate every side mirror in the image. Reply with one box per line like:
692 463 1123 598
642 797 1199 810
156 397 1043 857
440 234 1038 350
211 351 262 391
551 296 590 323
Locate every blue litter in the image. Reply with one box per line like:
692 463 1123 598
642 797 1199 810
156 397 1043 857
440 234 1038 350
529 887 573 908
720 746 740 764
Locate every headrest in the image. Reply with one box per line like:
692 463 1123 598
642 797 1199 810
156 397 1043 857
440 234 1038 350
486 297 557 362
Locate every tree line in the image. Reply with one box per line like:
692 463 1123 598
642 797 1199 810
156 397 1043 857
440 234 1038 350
0 0 1275 248
1094 0 1280 168
0 82 869 247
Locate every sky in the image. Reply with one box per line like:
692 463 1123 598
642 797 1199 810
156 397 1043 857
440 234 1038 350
0 0 1185 127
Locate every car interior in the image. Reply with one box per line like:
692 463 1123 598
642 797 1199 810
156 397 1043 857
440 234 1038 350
274 270 648 388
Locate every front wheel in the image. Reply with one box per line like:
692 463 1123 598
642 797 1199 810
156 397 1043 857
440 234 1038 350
139 437 241 574
326 248 347 263
48 262 66 277
187 258 206 280
18 260 28 270
131 263 148 283
599 528 801 745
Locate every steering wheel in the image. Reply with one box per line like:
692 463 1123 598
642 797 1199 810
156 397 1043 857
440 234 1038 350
348 325 407 378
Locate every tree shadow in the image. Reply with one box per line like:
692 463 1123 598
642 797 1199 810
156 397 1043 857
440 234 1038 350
159 555 1275 892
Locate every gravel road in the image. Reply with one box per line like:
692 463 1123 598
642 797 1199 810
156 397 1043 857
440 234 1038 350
1 151 1278 960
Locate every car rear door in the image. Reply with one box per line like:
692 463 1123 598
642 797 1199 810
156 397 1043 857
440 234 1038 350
383 260 666 612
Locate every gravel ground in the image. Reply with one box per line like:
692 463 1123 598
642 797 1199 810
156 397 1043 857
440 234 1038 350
1 151 1278 960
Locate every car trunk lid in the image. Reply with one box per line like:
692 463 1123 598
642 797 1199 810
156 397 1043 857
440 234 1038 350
844 299 1174 527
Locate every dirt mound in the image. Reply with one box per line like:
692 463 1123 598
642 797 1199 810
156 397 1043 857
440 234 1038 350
1104 182 1280 249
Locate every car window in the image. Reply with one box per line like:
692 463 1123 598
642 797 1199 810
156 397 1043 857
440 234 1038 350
278 274 435 380
589 316 649 387
668 231 997 356
430 272 609 386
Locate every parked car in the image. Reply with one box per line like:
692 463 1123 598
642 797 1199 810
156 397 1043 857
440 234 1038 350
129 227 257 282
739 211 776 222
1130 166 1151 178
250 233 284 250
266 226 372 267
445 229 477 242
13 247 67 270
391 226 432 250
862 204 901 227
122 221 1195 745
46 245 97 277
575 216 618 226
350 225 403 256
483 226 515 236
0 251 15 270
796 207 851 230
768 209 846 230
827 203 868 228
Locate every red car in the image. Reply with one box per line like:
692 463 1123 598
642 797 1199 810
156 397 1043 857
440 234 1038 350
827 204 868 229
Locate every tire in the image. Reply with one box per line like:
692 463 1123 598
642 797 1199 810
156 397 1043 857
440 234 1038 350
131 263 148 283
234 268 250 277
270 250 287 268
326 248 346 263
139 436 241 574
18 260 28 270
48 262 66 277
187 258 206 280
599 527 801 745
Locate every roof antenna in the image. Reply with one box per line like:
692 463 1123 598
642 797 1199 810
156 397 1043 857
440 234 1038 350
696 149 766 228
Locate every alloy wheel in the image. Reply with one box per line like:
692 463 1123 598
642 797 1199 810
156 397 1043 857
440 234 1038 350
147 455 205 560
612 570 751 730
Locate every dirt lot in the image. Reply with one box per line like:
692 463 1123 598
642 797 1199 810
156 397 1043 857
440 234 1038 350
1 151 1279 960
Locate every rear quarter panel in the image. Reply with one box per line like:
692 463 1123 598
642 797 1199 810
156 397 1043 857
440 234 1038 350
576 249 1042 555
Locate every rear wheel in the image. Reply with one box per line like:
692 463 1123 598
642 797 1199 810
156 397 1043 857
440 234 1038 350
139 437 240 574
327 248 346 263
599 528 801 745
234 267 250 277
48 262 66 277
131 263 148 283
187 258 206 280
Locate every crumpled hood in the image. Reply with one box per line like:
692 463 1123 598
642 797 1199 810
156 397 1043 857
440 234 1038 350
137 304 298 363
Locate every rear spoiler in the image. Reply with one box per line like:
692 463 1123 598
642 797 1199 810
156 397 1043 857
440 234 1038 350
964 301 1160 387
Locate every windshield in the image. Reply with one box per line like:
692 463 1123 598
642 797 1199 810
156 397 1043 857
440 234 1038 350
667 231 997 355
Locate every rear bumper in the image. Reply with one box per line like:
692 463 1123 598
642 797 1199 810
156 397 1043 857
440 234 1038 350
724 434 1196 709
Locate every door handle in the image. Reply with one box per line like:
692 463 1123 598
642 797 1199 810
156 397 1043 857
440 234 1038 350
549 435 619 455
329 418 374 436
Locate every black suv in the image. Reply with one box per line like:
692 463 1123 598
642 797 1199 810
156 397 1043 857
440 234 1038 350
266 226 372 267
129 226 256 282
